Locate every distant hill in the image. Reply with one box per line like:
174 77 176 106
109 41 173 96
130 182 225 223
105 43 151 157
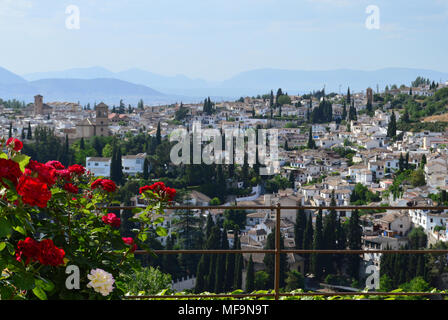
219 68 448 95
0 66 27 85
22 66 448 98
0 67 200 105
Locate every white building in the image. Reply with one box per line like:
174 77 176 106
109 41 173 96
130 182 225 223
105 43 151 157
86 153 147 177
122 153 147 176
86 157 111 177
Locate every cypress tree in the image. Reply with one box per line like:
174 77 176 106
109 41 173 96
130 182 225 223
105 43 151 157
143 157 150 180
8 122 12 138
27 122 32 140
342 102 347 120
224 231 237 291
322 198 337 276
206 226 221 292
387 112 397 138
263 230 287 288
80 137 85 150
195 255 206 293
156 122 162 145
294 209 306 250
234 232 243 290
21 128 25 140
214 228 228 293
347 87 351 105
307 127 316 149
110 143 123 184
312 208 324 280
347 209 362 280
245 255 255 293
205 214 215 240
163 236 181 280
302 213 314 274
335 215 346 274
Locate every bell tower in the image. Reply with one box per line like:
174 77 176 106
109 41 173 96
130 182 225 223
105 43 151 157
94 102 109 136
34 95 43 115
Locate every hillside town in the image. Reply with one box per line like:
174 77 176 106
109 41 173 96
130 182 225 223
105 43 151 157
3 78 448 293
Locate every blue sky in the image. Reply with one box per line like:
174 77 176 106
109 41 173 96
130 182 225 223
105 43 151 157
0 0 447 80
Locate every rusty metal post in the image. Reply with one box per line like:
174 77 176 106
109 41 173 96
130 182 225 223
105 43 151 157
274 203 281 300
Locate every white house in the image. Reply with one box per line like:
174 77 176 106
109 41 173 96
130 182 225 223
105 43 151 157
122 153 146 176
86 153 147 177
86 157 111 177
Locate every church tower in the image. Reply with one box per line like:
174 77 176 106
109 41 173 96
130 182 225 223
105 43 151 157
34 95 43 115
95 102 109 136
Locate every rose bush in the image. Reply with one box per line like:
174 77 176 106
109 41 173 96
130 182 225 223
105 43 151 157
0 137 173 300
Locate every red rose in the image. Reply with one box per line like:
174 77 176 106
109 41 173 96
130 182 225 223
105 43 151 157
15 237 40 265
102 213 121 228
68 164 85 175
122 237 137 253
55 169 71 181
45 161 65 170
27 160 56 187
0 159 22 188
140 182 176 201
6 137 23 152
37 239 65 266
91 178 116 193
63 183 78 194
164 187 176 201
17 175 52 208
139 185 151 194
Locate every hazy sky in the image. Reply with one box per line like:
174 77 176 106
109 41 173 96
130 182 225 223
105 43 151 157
1 0 447 80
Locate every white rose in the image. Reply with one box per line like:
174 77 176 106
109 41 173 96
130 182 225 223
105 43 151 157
87 268 115 296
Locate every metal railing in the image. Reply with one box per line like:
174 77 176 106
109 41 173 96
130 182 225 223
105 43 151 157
107 204 448 300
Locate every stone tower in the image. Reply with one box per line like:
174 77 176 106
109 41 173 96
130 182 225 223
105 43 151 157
366 87 373 105
95 102 109 136
34 95 43 115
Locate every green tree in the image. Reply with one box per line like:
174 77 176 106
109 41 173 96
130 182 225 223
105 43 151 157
27 122 32 140
312 209 324 279
307 127 316 149
294 209 306 250
347 209 362 280
263 230 287 288
285 270 305 291
302 213 314 274
245 255 255 292
387 112 397 138
254 271 270 290
143 157 150 180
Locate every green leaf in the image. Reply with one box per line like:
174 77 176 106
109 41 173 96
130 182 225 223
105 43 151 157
12 154 30 172
0 242 6 251
32 286 47 300
11 273 35 290
153 217 164 225
0 218 12 238
138 232 148 242
155 226 168 237
13 225 26 236
0 285 13 299
36 278 55 292
0 153 7 159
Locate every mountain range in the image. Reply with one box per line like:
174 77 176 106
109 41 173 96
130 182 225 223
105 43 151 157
1 66 448 106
